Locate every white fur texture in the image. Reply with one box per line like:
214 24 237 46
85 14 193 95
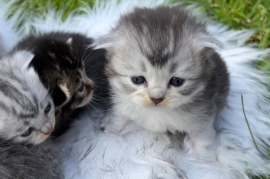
1 0 270 178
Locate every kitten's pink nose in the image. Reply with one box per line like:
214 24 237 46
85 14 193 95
150 98 164 105
40 121 54 135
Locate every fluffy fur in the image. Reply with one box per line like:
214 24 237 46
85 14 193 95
0 139 63 179
1 0 270 179
0 51 55 144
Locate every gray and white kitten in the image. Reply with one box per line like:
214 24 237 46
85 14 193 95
95 6 229 155
0 51 55 144
0 51 62 179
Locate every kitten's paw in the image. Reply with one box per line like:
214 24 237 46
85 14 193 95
102 124 123 134
100 112 127 134
185 129 217 161
100 114 111 131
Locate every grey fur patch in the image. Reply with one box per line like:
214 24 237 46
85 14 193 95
141 61 147 72
169 62 177 74
178 84 197 96
0 79 38 116
0 141 63 179
0 102 10 113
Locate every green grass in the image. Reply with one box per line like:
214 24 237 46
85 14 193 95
177 0 270 72
177 0 270 49
6 0 270 178
8 0 270 48
6 0 95 20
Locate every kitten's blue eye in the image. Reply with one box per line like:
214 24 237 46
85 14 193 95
131 76 145 84
169 77 185 87
21 128 33 137
44 102 52 114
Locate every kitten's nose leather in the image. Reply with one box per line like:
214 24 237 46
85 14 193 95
86 78 95 90
150 98 164 105
40 121 54 135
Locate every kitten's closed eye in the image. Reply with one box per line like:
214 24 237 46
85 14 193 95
44 102 52 114
21 128 33 137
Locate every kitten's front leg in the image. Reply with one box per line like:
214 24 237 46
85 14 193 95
100 111 128 134
185 123 217 161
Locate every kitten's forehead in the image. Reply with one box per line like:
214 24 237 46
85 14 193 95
48 42 79 67
112 6 217 67
0 51 50 105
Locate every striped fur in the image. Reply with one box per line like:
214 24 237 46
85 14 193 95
0 51 55 144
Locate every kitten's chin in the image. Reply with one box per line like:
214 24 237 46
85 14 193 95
139 101 171 108
34 134 50 144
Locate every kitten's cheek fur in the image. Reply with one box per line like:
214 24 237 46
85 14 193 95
136 93 152 106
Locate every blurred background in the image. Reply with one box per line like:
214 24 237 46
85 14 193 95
5 0 270 70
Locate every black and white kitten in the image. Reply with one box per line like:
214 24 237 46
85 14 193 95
0 51 55 144
94 6 229 156
12 32 109 136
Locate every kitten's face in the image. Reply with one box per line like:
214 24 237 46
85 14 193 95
55 39 94 111
0 51 55 144
97 6 221 111
32 38 94 111
106 42 211 109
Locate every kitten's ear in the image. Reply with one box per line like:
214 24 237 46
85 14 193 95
66 38 73 50
201 47 216 58
11 51 34 71
91 32 118 50
200 47 225 69
51 85 68 107
66 38 73 46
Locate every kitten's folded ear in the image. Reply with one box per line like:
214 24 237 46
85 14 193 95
66 38 73 46
90 31 119 50
201 47 217 59
200 47 228 79
9 50 34 71
66 38 73 50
